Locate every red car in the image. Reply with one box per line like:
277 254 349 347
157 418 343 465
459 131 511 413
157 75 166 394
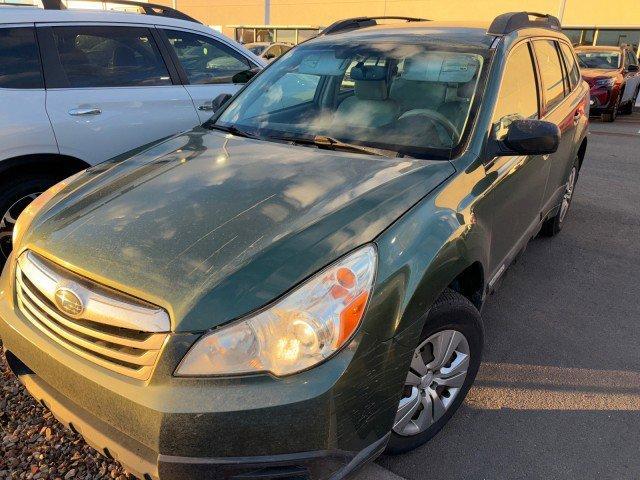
575 45 640 121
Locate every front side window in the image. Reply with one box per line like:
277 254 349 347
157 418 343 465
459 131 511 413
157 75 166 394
626 50 638 68
0 27 43 89
559 43 580 90
51 26 171 88
533 40 566 112
492 42 539 127
214 41 488 159
164 30 252 85
577 50 621 69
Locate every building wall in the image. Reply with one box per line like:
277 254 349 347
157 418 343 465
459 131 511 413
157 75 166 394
159 0 640 37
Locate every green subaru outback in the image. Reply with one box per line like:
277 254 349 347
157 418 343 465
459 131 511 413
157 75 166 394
0 12 588 480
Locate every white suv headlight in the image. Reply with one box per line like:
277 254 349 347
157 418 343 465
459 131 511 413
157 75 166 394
175 245 377 377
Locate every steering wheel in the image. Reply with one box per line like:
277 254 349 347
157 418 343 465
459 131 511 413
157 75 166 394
398 109 460 145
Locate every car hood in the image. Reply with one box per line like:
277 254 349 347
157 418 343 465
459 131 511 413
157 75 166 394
23 128 454 332
581 68 621 81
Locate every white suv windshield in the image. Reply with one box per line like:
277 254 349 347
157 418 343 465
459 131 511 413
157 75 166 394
213 41 487 159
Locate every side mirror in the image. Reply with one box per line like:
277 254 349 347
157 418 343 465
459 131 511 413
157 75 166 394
264 52 276 60
211 93 232 112
497 119 560 156
627 64 639 72
232 67 260 84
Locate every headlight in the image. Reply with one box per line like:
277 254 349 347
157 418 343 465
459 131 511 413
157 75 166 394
12 173 81 249
594 77 615 88
175 245 377 377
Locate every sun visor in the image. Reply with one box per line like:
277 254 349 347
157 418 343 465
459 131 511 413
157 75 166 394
298 52 351 75
402 53 481 83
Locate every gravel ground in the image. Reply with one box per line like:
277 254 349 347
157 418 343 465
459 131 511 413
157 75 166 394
0 341 133 480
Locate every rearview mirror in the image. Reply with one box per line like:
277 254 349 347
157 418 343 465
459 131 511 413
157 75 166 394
211 93 233 112
232 67 260 84
498 119 560 156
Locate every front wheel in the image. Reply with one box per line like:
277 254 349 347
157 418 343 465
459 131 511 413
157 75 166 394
0 174 65 268
386 289 483 454
601 92 621 122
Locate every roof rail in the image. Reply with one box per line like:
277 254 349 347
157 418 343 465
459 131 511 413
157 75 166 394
320 16 428 36
488 12 561 35
41 0 201 23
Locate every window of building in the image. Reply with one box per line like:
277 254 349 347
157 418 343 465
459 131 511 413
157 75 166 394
493 42 539 128
0 27 43 89
164 30 252 85
276 29 296 44
298 29 319 42
51 26 171 88
596 29 640 52
533 40 566 112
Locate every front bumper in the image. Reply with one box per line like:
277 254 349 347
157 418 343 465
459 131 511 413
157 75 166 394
589 86 619 112
0 258 410 480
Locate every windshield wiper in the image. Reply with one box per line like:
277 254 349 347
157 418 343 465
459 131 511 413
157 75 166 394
207 123 258 139
269 134 400 158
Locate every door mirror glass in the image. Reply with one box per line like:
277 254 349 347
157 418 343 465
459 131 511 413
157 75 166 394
627 64 639 72
211 93 233 112
232 67 260 84
499 119 560 156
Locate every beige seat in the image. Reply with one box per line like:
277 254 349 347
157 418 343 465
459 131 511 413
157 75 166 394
332 64 398 130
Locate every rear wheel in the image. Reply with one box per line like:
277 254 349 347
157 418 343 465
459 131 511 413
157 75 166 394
0 174 64 268
386 289 483 454
540 159 579 237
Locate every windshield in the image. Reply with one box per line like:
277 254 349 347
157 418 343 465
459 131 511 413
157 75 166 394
212 41 488 159
577 51 621 69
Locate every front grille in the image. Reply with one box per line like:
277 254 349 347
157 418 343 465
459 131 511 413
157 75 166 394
15 251 170 381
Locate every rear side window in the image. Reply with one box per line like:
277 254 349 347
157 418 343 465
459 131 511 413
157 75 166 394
533 40 566 112
163 30 252 84
559 43 581 90
493 42 539 125
50 26 172 88
0 27 43 89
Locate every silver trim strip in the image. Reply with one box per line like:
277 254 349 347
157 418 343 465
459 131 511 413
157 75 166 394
18 251 170 333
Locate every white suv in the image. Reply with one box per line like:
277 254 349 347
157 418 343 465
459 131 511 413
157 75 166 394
0 2 265 264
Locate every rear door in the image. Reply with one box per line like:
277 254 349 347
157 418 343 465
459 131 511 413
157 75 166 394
39 24 199 165
158 28 259 123
532 39 583 214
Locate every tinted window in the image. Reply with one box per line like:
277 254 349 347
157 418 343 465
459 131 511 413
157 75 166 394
0 27 43 89
51 26 171 88
626 50 638 67
164 30 251 84
560 43 580 90
493 42 539 126
534 40 565 111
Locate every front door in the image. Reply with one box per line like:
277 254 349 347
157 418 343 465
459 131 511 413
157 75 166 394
160 29 257 123
39 24 200 165
483 41 549 278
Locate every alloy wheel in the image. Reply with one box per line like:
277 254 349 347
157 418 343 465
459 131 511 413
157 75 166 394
393 329 470 437
0 192 41 260
559 167 577 224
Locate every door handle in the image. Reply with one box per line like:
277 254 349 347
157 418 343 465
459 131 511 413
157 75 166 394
68 108 101 116
197 103 214 111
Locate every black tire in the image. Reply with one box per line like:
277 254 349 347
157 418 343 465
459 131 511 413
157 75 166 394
0 173 66 267
601 91 621 122
385 289 483 455
540 157 580 237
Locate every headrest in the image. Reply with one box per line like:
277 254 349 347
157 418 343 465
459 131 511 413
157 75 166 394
350 64 387 81
355 79 389 100
402 52 481 83
298 51 351 76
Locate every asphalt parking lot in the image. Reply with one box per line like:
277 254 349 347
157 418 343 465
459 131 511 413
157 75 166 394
357 113 640 479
